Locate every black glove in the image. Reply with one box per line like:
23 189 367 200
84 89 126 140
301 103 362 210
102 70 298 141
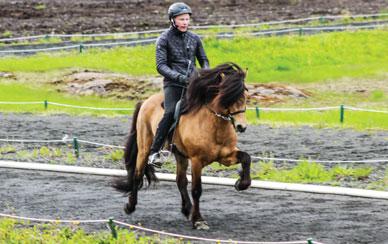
178 74 189 84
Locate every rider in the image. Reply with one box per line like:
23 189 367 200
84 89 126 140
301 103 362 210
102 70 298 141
148 2 209 167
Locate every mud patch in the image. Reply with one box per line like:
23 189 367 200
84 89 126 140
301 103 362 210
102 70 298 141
247 83 310 105
301 77 388 95
0 72 15 79
50 70 310 104
52 70 162 100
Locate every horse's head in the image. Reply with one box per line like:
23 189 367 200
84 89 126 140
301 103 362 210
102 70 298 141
185 62 248 133
223 90 248 133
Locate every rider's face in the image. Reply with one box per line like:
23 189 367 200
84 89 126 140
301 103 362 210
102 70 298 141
174 14 190 32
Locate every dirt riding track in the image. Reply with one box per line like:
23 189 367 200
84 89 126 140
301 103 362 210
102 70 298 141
0 113 388 243
0 0 387 36
1 168 388 244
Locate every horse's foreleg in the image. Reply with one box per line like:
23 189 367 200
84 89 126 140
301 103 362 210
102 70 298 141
190 158 209 230
175 154 192 219
219 150 251 191
235 151 251 191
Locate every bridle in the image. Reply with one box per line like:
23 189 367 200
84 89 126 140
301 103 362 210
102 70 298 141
206 105 246 130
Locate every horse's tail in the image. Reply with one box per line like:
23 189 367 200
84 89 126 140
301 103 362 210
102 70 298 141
112 101 142 193
112 101 158 194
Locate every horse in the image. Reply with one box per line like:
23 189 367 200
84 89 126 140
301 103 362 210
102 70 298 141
113 62 252 230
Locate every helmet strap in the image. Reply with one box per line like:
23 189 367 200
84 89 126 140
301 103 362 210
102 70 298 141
170 18 177 28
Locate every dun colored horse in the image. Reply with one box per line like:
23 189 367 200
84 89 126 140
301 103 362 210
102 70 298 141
113 62 251 230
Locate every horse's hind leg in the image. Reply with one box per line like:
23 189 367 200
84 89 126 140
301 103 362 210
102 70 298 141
125 130 152 214
190 158 209 230
175 153 192 219
125 167 141 214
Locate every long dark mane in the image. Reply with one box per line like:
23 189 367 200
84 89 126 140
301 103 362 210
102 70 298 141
183 62 246 113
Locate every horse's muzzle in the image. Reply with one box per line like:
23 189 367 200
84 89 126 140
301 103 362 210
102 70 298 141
236 124 247 133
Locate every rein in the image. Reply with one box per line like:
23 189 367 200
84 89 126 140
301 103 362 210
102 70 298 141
206 105 246 130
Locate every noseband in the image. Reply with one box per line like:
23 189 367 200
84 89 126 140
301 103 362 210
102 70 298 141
206 105 246 130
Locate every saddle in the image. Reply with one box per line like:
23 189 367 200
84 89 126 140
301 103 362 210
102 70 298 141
161 99 187 157
160 99 183 136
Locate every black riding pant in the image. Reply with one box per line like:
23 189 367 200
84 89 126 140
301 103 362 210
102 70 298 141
150 85 184 154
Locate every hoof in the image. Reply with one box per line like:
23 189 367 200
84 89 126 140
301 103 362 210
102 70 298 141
181 208 191 219
124 203 135 215
234 179 251 191
193 220 209 230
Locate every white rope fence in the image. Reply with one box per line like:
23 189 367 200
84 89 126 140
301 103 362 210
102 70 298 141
0 101 43 105
0 100 387 114
1 23 386 54
1 13 387 42
0 213 107 224
0 38 157 54
77 139 124 149
193 13 388 29
345 106 388 114
47 102 135 111
0 137 387 164
0 138 67 143
213 22 388 39
0 213 322 244
0 100 135 111
251 156 388 164
114 219 318 244
247 106 339 112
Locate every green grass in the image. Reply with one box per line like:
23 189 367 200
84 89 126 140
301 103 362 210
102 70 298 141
253 161 373 184
0 81 135 116
246 109 388 130
0 218 183 243
33 3 46 10
1 29 388 83
0 29 387 129
105 149 124 161
0 79 386 130
0 145 16 154
368 169 388 191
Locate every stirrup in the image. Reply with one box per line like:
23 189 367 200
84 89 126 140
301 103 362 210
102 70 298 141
147 152 163 168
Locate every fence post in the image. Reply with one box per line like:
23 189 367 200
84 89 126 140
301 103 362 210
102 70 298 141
307 238 313 244
255 106 260 119
340 104 345 123
299 28 304 36
79 44 84 53
73 137 80 158
44 100 48 110
108 218 118 239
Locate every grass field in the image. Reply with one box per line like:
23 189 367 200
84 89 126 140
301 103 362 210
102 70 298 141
1 29 388 83
0 29 387 129
0 81 135 116
0 218 181 243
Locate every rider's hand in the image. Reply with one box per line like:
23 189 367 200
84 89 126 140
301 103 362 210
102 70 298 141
178 74 189 84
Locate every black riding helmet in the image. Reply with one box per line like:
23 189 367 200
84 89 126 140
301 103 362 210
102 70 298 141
168 2 192 20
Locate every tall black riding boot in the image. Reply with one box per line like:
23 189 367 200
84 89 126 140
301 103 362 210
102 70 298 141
148 114 174 167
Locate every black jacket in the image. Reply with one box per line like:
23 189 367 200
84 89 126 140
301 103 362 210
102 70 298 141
156 27 209 87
